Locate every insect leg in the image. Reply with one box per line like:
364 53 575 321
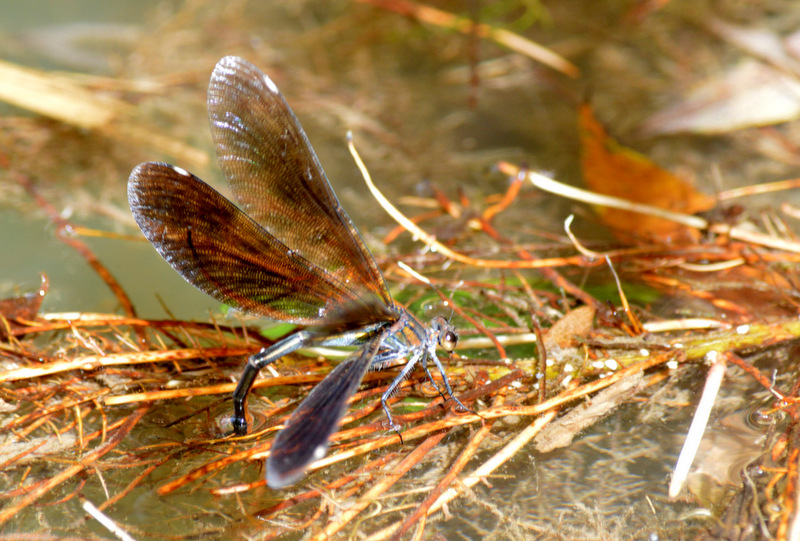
428 351 473 414
232 330 316 435
232 326 378 435
379 351 424 432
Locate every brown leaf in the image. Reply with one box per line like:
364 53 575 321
544 305 595 349
579 104 714 241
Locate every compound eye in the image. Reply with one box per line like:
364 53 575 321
441 330 458 352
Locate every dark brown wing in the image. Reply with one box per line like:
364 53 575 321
128 163 394 326
207 56 392 309
266 329 385 488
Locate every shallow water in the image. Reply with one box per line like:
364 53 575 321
1 1 798 539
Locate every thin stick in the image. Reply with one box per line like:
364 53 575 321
533 319 547 403
312 431 448 540
355 0 579 77
668 351 727 499
605 255 644 335
389 395 503 540
427 409 558 514
0 404 149 526
349 134 589 269
0 347 253 384
81 497 137 541
718 177 800 201
498 161 800 255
